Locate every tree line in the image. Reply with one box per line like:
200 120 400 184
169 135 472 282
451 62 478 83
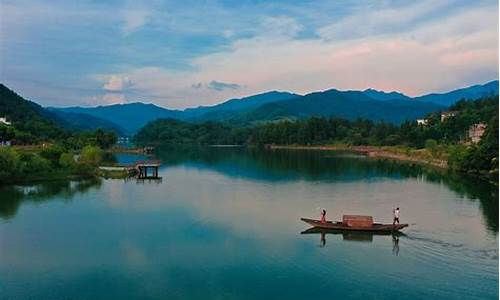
0 127 117 184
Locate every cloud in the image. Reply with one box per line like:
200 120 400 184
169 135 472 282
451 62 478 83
103 93 126 104
92 3 497 109
259 15 303 38
191 82 203 89
223 29 234 38
8 1 494 108
122 4 152 35
317 0 452 40
207 81 241 91
103 75 133 92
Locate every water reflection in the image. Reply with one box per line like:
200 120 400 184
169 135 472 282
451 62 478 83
1 146 498 234
155 146 498 233
0 147 497 299
301 227 406 255
0 179 102 220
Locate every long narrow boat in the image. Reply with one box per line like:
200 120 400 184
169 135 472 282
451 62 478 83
300 217 408 232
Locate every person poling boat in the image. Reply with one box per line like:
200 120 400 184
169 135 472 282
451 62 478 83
320 209 327 223
393 207 400 225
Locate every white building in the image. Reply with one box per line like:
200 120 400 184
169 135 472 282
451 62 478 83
0 117 11 125
416 119 428 125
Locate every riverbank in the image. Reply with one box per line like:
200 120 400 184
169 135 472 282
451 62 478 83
269 144 448 169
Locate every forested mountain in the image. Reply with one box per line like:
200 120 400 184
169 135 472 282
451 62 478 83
414 80 498 106
49 80 498 133
228 89 444 124
361 89 411 101
185 91 299 120
0 84 120 146
48 110 126 135
53 102 183 134
0 84 65 140
51 91 298 133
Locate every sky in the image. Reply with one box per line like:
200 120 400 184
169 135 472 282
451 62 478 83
0 0 498 109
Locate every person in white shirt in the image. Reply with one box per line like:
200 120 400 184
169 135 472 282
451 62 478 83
393 207 400 225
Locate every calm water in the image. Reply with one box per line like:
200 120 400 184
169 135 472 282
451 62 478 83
0 147 498 300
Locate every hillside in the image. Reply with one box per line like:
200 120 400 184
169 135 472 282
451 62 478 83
226 89 445 124
49 80 498 132
48 110 127 135
362 89 411 101
414 80 499 106
53 103 183 134
185 91 299 120
51 91 299 133
0 83 65 140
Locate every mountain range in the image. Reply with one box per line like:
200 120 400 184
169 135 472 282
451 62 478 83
3 80 498 135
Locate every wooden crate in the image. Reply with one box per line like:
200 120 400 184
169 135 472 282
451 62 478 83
342 215 373 228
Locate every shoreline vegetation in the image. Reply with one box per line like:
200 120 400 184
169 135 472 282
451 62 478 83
268 144 449 169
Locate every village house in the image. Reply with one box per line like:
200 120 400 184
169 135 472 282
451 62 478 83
0 117 11 125
440 111 457 122
416 119 428 125
468 123 487 144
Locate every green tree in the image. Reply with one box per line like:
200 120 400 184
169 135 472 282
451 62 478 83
77 146 102 175
59 152 76 170
0 148 20 183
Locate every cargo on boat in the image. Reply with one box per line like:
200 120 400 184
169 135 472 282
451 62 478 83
300 215 408 232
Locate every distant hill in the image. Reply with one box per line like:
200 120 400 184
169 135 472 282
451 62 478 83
362 89 411 101
49 80 498 131
48 109 127 135
185 91 299 120
414 80 498 106
232 89 445 124
51 91 299 133
53 103 183 134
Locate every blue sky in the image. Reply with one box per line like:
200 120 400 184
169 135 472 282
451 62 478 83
1 0 498 108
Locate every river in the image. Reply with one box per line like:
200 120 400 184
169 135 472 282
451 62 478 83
0 147 498 299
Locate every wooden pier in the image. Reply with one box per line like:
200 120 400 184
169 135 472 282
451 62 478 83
134 160 161 179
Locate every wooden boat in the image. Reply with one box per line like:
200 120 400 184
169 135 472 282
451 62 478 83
300 217 408 232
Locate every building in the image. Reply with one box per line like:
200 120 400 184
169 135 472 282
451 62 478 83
416 119 428 125
0 117 11 125
468 123 487 143
441 111 457 122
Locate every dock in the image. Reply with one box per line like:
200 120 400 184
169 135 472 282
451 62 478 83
134 160 161 179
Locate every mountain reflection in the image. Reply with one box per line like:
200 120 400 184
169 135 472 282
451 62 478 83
156 146 498 232
1 146 497 234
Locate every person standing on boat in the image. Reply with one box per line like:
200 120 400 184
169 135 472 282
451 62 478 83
393 207 400 225
320 209 327 223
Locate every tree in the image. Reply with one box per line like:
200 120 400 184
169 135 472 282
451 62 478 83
77 146 102 175
0 148 20 183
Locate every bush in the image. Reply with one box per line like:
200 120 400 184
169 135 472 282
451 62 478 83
39 145 64 167
77 146 102 175
59 152 76 170
0 148 20 183
27 154 51 174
